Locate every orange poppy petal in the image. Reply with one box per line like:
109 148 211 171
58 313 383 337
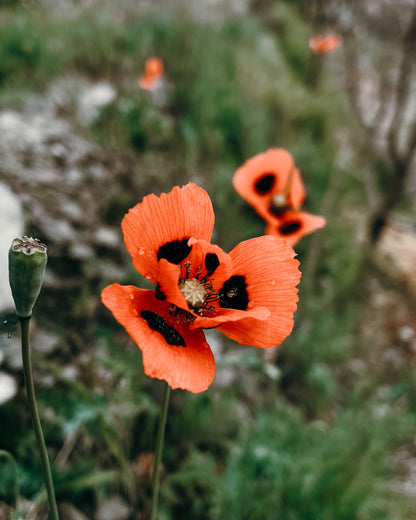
309 34 342 54
265 211 326 247
145 57 164 76
138 57 164 90
185 238 234 289
156 259 188 309
122 183 215 283
191 305 270 329
233 149 305 221
101 284 215 393
216 235 301 348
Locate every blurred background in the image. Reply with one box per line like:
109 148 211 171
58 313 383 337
0 0 416 518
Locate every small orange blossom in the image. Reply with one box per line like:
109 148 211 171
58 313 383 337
138 57 164 91
309 33 342 54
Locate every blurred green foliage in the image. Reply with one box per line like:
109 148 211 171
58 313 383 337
0 22 55 87
0 1 415 519
212 402 411 520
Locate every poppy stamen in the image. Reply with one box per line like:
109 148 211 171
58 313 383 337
179 278 207 309
203 291 221 305
183 260 191 280
176 256 222 315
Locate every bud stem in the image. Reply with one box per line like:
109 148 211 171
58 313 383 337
20 317 60 520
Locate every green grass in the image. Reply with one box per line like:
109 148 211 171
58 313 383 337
211 401 413 520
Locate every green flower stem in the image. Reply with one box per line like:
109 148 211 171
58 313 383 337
20 317 59 520
151 382 171 520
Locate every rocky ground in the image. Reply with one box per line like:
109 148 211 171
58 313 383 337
0 78 127 401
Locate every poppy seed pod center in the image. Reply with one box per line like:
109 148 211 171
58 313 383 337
271 193 287 208
179 278 207 308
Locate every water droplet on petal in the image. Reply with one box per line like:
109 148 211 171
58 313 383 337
271 280 276 286
248 300 254 308
138 247 145 255
145 274 152 280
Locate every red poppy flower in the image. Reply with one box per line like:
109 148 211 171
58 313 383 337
265 211 326 247
309 33 342 54
138 57 164 91
101 184 301 393
233 148 326 246
233 149 305 223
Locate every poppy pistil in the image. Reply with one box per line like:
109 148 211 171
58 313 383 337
179 278 207 308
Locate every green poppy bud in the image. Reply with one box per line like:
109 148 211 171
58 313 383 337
8 236 48 318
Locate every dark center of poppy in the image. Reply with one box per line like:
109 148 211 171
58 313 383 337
269 193 294 217
269 204 292 217
157 238 191 264
254 173 275 195
141 310 186 347
219 275 249 310
165 250 249 316
279 221 301 235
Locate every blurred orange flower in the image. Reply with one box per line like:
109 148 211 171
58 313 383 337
233 149 326 246
102 184 301 393
138 57 164 91
309 33 342 54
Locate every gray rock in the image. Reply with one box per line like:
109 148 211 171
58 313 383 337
0 331 22 370
32 329 60 355
0 182 24 313
0 77 148 331
94 497 130 520
0 371 18 405
77 83 117 126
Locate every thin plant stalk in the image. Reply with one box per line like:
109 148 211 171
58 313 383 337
20 317 59 520
299 162 342 319
150 382 171 520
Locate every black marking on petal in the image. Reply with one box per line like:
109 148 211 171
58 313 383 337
155 283 167 301
157 238 191 265
254 173 275 195
279 221 301 235
140 310 186 347
219 275 249 310
205 253 220 275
